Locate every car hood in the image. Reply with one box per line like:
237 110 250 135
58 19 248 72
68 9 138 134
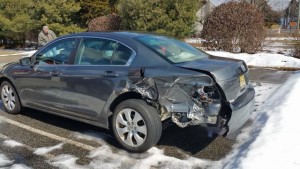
176 55 246 81
176 55 249 101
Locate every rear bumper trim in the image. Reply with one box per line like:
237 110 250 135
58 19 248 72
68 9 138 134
227 87 255 134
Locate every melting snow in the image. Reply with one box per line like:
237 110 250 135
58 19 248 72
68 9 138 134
3 140 24 148
49 145 211 169
0 154 13 167
49 154 84 169
9 164 32 169
0 153 31 169
72 131 112 146
33 143 64 155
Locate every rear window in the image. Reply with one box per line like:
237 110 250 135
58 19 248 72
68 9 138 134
136 35 208 63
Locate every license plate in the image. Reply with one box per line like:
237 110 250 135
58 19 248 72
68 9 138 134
239 75 246 88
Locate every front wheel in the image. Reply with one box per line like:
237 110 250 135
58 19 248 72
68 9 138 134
112 99 162 153
1 81 21 114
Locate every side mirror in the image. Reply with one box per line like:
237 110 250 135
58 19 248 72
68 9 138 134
19 57 32 66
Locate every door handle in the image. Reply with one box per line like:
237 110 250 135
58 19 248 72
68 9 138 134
50 71 61 76
104 71 119 77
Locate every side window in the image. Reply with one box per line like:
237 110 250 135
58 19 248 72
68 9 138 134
75 38 133 65
111 44 133 65
36 38 77 65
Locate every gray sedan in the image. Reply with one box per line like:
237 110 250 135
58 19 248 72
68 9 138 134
0 32 255 153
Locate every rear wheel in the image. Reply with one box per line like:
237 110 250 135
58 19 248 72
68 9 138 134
1 81 21 114
112 99 162 153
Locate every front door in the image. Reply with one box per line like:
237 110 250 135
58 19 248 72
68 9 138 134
15 38 78 110
59 37 135 120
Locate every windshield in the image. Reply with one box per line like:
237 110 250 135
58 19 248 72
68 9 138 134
136 35 208 63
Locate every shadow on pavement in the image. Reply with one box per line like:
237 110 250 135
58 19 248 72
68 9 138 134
157 125 216 155
2 107 219 157
14 108 123 149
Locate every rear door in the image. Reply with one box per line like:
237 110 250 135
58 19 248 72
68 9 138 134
59 37 135 120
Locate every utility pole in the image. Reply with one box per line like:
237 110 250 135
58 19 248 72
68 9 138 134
288 3 291 29
298 0 300 29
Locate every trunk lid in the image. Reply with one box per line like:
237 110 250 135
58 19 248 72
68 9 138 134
176 55 249 101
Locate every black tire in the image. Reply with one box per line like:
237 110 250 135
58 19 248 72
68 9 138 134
112 99 162 153
0 81 21 114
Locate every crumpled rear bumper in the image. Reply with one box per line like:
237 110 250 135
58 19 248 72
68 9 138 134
227 87 255 134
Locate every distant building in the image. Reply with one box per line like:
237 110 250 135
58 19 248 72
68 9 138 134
283 0 299 29
195 0 216 35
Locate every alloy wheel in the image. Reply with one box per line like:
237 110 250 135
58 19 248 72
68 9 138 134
1 84 16 111
115 108 147 147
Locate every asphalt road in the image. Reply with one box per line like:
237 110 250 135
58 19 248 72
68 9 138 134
0 68 294 168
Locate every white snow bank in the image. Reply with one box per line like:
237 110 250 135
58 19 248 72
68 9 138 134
3 140 24 148
212 73 300 169
34 143 64 155
251 83 279 116
206 51 300 68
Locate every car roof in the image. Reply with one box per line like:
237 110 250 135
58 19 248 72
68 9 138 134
63 31 159 39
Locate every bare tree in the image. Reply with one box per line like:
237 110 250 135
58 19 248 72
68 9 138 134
201 1 266 53
88 14 121 32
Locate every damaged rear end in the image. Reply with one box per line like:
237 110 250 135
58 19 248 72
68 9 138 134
158 76 225 131
129 35 255 137
127 73 230 136
127 60 254 137
174 56 255 135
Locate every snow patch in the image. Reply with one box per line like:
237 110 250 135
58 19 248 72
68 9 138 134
206 51 300 68
0 154 13 167
9 164 32 169
251 83 279 115
49 145 211 169
72 131 111 145
33 143 64 156
3 140 24 148
49 154 84 169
